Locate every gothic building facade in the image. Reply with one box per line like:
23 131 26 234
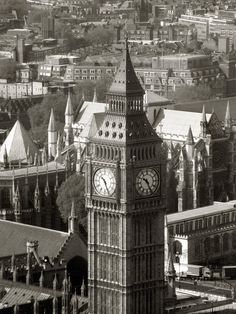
84 40 166 314
154 103 236 213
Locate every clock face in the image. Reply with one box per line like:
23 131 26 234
94 168 116 196
136 168 160 196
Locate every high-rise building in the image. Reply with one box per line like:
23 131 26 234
41 14 55 39
85 40 166 313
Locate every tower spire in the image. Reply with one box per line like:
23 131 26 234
93 87 97 102
65 90 74 125
186 126 194 145
225 100 232 131
200 104 207 138
48 108 57 158
3 145 8 169
107 38 144 114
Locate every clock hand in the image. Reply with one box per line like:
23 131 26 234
143 177 152 193
101 177 110 194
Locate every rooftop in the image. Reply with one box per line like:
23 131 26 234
153 109 211 141
0 219 69 258
0 161 65 179
167 200 236 224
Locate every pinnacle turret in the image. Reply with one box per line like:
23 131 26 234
186 126 194 146
225 101 232 131
48 108 57 158
65 90 74 125
48 108 56 132
93 87 97 102
200 105 207 138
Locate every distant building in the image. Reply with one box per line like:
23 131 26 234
0 80 47 99
154 104 236 213
39 54 80 80
41 14 55 39
135 54 224 95
167 200 236 266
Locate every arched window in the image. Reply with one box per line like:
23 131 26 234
223 233 229 252
204 237 211 254
232 231 236 249
1 188 10 208
214 235 220 253
195 241 201 256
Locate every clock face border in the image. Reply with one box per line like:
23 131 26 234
93 167 116 197
135 167 160 197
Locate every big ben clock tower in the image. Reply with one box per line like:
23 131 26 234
85 39 165 314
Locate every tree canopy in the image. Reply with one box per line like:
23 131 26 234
28 77 112 145
170 84 215 103
56 173 86 223
28 92 70 144
85 26 115 46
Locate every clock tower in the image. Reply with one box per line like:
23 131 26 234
85 39 165 314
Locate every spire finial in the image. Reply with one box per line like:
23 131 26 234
48 108 56 132
225 100 231 129
186 126 194 145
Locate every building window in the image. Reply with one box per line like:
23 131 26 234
214 235 220 253
1 188 10 207
100 216 108 244
195 241 201 256
232 231 236 249
223 233 229 252
111 216 119 247
204 237 211 255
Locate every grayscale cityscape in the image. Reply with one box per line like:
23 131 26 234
1 0 236 313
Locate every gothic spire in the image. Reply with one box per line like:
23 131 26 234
39 270 44 288
186 126 194 145
225 101 232 130
55 132 62 162
81 278 85 297
65 90 73 117
3 145 8 169
48 108 56 132
93 87 97 102
53 273 58 291
108 38 144 97
200 105 207 138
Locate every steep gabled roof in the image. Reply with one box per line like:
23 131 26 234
0 219 69 258
108 39 144 96
0 120 39 163
153 109 212 141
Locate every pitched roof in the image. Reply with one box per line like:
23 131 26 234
75 101 107 127
0 120 39 163
0 219 69 258
108 40 144 96
153 109 211 141
167 200 236 225
80 112 105 139
144 90 170 106
169 96 236 122
0 284 51 308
